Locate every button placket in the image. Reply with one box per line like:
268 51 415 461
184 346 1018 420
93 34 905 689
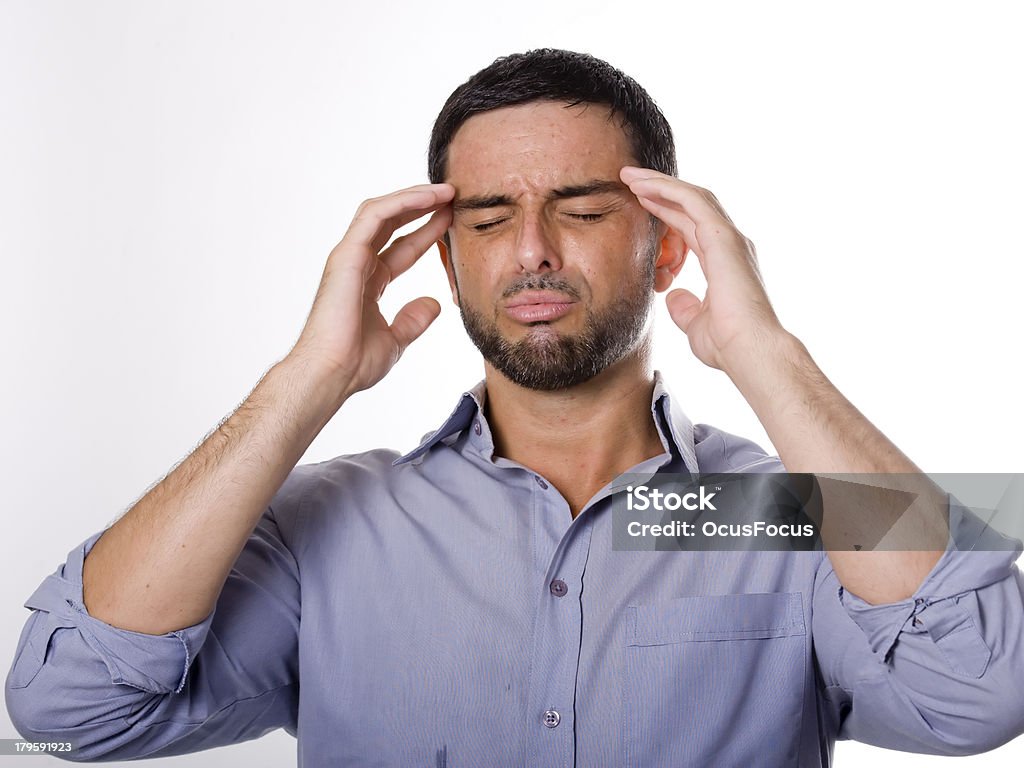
525 489 595 767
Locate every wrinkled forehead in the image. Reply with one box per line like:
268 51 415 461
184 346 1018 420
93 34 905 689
444 101 636 193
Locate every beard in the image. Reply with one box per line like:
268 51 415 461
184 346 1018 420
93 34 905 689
456 251 657 392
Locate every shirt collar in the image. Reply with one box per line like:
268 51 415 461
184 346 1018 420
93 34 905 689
393 381 487 466
650 371 699 473
393 370 699 473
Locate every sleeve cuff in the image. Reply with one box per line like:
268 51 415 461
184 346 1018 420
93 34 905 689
23 530 215 694
837 493 1019 674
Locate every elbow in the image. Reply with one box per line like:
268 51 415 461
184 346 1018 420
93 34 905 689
6 620 64 742
5 673 152 763
907 663 1024 756
925 717 1024 757
940 687 1024 756
5 678 91 763
5 625 145 762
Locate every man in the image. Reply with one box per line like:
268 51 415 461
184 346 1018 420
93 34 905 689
6 48 1024 766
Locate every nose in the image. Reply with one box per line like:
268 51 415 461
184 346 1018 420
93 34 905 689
513 211 563 274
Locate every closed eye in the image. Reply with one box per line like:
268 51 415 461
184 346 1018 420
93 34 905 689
472 219 508 232
471 212 606 232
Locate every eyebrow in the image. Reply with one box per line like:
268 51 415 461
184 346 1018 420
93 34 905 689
452 179 627 213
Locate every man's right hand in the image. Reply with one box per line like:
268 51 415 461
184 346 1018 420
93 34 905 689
289 183 455 400
79 183 453 635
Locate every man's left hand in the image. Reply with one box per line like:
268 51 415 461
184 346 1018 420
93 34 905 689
620 165 788 373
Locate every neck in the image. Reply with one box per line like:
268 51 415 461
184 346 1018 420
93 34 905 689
482 341 666 518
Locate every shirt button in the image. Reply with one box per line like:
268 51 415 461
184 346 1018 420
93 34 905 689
542 709 561 728
535 476 549 489
473 421 482 436
549 579 568 597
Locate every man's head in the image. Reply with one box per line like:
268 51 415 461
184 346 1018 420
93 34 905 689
428 49 685 391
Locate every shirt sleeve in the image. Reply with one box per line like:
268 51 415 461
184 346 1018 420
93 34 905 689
812 492 1024 755
4 465 311 762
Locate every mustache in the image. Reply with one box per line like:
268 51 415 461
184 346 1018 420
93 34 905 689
501 274 583 301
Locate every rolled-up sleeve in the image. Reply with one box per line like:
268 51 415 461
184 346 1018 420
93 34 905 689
4 466 310 761
813 493 1024 755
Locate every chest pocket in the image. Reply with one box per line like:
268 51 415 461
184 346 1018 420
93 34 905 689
622 592 808 768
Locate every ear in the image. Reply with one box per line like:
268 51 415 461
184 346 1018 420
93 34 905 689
653 226 687 293
436 239 460 306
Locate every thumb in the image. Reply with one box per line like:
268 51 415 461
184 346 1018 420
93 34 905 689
666 288 702 334
389 296 441 352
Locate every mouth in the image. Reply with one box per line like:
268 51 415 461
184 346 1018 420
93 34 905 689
502 290 578 323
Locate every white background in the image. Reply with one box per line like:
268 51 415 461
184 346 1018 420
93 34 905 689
2 1 1022 765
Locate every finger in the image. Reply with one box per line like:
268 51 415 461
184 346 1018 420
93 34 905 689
620 166 737 223
366 200 450 256
666 288 703 334
379 204 453 281
341 185 455 264
640 194 760 292
389 296 442 352
633 194 705 271
362 206 452 301
623 173 730 230
362 188 453 255
366 259 391 302
620 165 705 195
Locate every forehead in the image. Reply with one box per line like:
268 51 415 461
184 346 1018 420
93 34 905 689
444 101 636 192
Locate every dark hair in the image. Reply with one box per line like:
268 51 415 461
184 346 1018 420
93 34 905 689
428 48 677 247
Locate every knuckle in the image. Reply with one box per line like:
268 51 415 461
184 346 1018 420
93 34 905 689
355 196 382 217
700 187 725 209
367 260 392 296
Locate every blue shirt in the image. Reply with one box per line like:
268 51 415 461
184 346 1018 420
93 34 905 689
7 373 1024 766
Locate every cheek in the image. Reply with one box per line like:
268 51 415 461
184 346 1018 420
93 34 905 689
451 251 502 302
453 234 515 276
571 225 646 281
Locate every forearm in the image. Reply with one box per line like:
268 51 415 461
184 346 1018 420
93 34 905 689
724 331 946 603
82 353 346 634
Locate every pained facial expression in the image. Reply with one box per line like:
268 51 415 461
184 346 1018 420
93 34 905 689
442 101 664 391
